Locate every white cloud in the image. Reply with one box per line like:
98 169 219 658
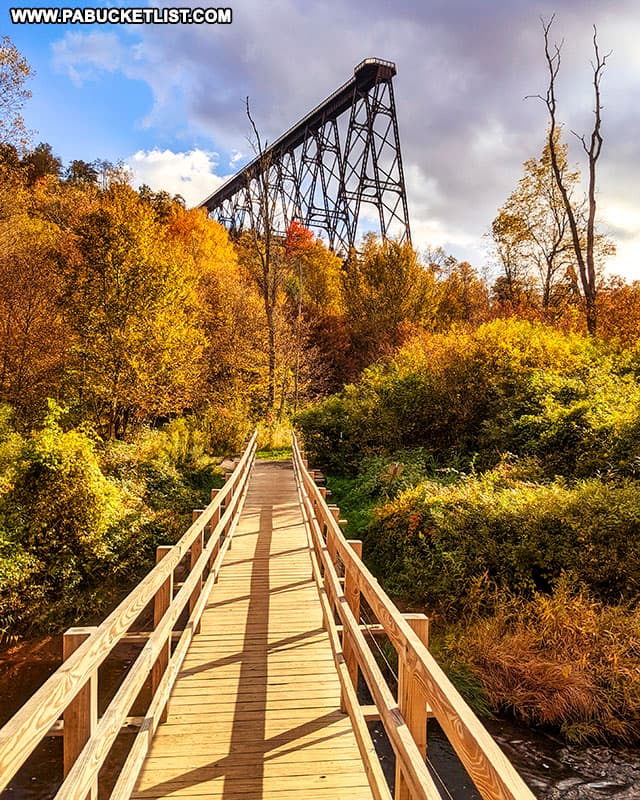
125 148 230 207
607 240 640 282
229 149 244 168
601 201 640 238
599 200 640 280
51 31 131 85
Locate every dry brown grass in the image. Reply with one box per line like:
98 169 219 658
447 576 640 743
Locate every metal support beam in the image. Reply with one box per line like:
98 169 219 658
200 58 411 254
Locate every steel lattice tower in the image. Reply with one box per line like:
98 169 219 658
200 58 411 253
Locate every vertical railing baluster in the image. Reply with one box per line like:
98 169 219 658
63 627 98 800
190 510 205 634
151 545 173 723
224 471 233 548
327 505 340 561
341 539 362 712
209 488 221 576
395 613 429 800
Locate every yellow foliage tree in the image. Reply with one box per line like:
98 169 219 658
166 206 268 413
0 163 70 418
343 235 437 367
61 183 205 437
0 36 32 149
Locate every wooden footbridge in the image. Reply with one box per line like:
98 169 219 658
0 433 535 799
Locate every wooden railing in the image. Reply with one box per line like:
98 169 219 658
292 433 535 800
0 431 257 800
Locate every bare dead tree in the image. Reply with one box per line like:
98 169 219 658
529 15 611 334
243 97 281 409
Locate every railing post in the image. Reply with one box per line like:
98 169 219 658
190 510 205 634
210 488 221 575
152 545 173 723
224 473 233 549
341 539 362 712
327 506 340 561
63 627 97 800
395 613 430 800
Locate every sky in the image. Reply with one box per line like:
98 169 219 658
4 0 640 279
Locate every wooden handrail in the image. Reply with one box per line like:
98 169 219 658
0 431 257 797
292 432 535 800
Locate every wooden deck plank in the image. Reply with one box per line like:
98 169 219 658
132 461 374 800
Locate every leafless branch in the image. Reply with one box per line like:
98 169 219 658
530 17 612 332
245 96 263 156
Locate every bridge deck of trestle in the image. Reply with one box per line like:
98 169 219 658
131 460 374 800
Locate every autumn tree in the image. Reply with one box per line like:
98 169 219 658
488 213 534 308
0 37 31 149
237 98 286 410
282 222 345 408
530 16 612 334
93 159 130 191
61 182 205 437
435 260 490 327
166 205 266 413
343 235 436 368
491 127 580 312
0 147 23 220
22 142 63 184
0 163 68 418
596 277 640 346
284 222 344 316
139 184 185 222
66 159 98 185
0 142 21 171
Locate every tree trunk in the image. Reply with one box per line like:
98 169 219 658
266 305 276 409
585 290 597 335
534 17 609 336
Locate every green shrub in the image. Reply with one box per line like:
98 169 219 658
296 394 363 473
0 404 23 493
0 401 241 640
366 467 640 618
140 417 209 468
100 425 224 538
256 419 292 455
132 407 248 467
340 449 442 502
0 534 41 641
196 402 250 456
0 406 147 635
298 319 640 478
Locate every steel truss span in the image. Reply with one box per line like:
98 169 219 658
200 58 411 253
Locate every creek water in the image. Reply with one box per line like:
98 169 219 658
368 716 640 799
1 640 639 799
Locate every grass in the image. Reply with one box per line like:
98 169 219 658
323 475 377 541
256 448 292 461
443 576 640 744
